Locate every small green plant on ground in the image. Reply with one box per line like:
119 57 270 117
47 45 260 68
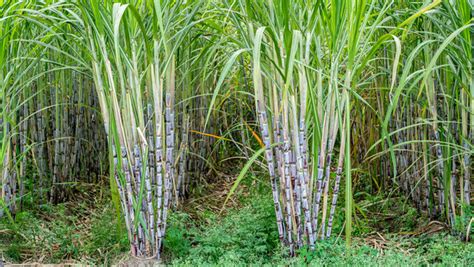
1 179 472 266
165 187 281 265
0 200 128 265
163 184 473 266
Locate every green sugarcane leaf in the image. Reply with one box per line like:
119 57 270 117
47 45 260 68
204 48 249 130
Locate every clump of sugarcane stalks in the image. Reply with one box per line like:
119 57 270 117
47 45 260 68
78 0 204 258
226 0 378 254
227 0 472 255
1 0 216 258
248 26 351 254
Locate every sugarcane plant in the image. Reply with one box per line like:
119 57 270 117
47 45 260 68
222 0 360 254
220 0 453 254
76 0 203 258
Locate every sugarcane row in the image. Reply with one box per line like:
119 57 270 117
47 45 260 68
1 72 108 217
384 99 471 226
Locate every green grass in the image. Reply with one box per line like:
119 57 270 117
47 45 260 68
0 199 128 265
1 180 472 266
166 196 281 264
163 185 473 266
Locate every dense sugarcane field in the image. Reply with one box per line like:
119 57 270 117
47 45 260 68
0 0 473 265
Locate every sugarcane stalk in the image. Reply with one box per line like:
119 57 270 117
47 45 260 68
291 94 314 248
321 115 339 239
326 120 346 238
312 93 331 239
146 104 156 251
161 56 176 257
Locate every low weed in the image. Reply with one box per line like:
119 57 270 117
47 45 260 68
0 201 128 264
